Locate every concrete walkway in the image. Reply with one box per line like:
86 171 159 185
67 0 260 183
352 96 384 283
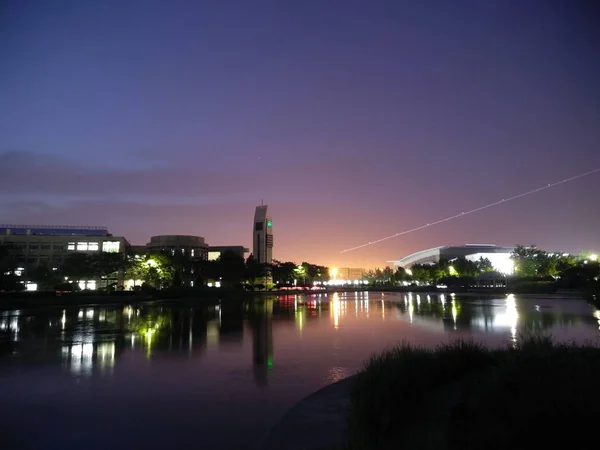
258 376 356 450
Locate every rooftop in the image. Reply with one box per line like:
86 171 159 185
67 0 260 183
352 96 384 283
0 224 109 237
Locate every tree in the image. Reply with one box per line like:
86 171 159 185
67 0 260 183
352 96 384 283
246 254 267 284
381 266 394 284
61 253 97 280
300 262 329 283
451 257 480 277
476 257 494 273
393 267 411 284
128 253 175 289
270 260 296 285
411 264 435 284
217 251 246 288
511 245 544 277
0 245 22 292
27 262 61 290
171 270 182 288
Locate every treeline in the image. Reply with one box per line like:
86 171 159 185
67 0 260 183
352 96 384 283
362 245 599 292
0 245 330 292
363 257 495 285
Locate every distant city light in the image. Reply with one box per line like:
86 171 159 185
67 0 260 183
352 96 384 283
590 254 598 261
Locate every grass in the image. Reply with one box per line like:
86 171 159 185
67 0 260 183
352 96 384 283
343 337 600 450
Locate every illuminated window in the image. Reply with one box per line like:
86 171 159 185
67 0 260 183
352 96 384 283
77 242 88 251
181 248 185 255
102 241 120 253
208 251 220 261
191 249 195 257
68 242 76 251
88 242 99 251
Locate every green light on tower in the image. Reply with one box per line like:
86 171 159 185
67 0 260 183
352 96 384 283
267 220 272 228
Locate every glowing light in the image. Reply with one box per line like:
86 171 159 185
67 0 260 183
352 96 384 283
405 269 413 276
451 300 458 328
340 168 600 253
448 266 456 275
330 267 338 280
590 254 598 261
102 241 120 253
61 310 66 329
331 293 341 329
26 283 38 291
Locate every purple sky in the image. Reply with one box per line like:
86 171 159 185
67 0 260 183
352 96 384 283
1 0 599 268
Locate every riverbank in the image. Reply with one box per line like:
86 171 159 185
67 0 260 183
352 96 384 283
341 338 600 449
258 376 355 450
1 285 593 310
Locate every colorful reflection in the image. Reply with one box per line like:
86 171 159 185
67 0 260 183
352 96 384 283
0 294 598 378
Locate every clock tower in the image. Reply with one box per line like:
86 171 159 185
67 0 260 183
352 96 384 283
253 204 273 264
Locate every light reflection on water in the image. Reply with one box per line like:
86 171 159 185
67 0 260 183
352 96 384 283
0 292 598 450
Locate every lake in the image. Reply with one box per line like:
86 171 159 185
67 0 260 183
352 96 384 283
1 292 599 449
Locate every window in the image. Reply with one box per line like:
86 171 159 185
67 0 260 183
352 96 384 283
53 244 64 251
102 241 120 253
191 249 195 257
88 242 99 251
28 243 39 250
255 222 264 231
181 248 185 255
68 242 75 251
41 243 51 250
77 242 88 251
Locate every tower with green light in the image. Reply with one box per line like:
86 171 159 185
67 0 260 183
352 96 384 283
253 204 273 264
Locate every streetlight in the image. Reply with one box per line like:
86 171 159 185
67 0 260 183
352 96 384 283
590 254 598 262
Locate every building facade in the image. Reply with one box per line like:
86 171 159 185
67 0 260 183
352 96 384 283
208 246 249 261
146 235 209 260
0 224 129 289
337 267 367 281
253 205 273 264
388 244 516 274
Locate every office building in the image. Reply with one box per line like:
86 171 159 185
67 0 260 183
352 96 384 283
253 205 273 264
0 224 129 289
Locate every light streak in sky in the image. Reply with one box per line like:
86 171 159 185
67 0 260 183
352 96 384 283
341 167 600 253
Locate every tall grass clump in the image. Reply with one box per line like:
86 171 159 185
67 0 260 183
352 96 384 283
343 337 600 450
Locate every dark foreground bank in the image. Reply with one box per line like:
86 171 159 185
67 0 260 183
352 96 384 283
342 338 600 450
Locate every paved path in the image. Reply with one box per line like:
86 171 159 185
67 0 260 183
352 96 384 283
258 376 356 450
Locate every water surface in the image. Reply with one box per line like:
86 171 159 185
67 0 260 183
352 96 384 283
1 292 598 449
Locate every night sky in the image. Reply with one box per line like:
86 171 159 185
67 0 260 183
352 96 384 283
1 0 599 268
